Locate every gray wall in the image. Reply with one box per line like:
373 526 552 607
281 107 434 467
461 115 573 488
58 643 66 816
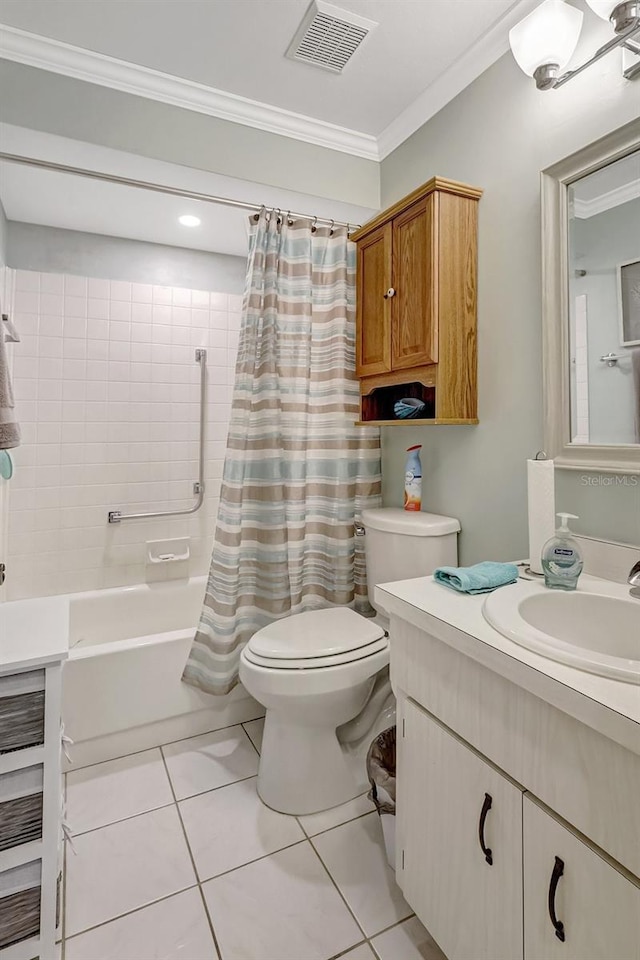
0 60 379 210
7 222 246 292
0 197 7 267
379 18 640 561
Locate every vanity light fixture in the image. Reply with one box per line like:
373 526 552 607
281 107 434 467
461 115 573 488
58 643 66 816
178 214 201 227
509 0 640 89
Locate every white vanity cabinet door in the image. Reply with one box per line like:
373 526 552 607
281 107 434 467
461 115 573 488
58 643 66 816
397 698 524 960
524 797 640 960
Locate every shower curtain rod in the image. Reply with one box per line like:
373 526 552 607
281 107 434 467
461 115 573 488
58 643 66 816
0 153 361 232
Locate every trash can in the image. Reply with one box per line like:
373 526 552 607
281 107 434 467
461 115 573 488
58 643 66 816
366 725 396 868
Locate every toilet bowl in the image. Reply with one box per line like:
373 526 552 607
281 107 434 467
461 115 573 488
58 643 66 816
240 508 460 816
240 607 389 815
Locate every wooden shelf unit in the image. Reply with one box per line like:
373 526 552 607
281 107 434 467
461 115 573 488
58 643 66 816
356 418 480 427
352 176 482 426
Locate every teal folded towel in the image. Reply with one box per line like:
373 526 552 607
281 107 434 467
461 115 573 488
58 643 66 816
434 561 519 595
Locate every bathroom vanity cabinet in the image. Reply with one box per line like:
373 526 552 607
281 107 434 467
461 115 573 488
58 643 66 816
351 177 481 426
0 599 68 960
382 581 640 960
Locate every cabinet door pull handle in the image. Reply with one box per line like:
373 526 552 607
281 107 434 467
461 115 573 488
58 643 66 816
478 792 493 865
383 287 396 299
548 856 565 942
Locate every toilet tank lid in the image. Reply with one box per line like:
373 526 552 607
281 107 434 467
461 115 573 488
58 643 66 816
360 508 461 537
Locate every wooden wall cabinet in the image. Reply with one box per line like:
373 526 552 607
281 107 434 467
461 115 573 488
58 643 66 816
352 177 482 426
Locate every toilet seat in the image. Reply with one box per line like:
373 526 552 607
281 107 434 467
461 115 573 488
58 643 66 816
243 635 390 670
246 607 386 670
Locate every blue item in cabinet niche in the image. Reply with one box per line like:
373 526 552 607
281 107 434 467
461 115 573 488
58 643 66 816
394 398 426 419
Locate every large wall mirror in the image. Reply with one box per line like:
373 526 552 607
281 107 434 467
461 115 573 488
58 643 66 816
542 120 640 473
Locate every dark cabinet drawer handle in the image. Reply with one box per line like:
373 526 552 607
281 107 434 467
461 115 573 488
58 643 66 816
478 792 493 865
548 856 565 942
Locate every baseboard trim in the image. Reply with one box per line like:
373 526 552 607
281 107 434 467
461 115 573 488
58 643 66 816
64 697 265 770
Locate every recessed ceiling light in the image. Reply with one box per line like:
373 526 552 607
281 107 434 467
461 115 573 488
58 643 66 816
179 214 201 227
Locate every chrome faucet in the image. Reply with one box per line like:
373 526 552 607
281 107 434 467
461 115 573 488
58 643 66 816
629 561 640 599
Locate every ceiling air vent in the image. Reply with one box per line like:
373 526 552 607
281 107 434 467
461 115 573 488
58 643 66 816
286 0 377 74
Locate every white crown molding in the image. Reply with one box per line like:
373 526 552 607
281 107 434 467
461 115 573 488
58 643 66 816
376 0 540 160
0 24 380 161
0 3 536 166
573 180 640 218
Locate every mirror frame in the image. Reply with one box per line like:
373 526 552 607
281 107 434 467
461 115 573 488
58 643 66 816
541 118 640 474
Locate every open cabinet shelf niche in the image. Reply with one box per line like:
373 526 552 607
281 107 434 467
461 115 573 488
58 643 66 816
360 381 436 424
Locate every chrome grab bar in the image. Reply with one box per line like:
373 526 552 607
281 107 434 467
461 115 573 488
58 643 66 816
108 349 207 523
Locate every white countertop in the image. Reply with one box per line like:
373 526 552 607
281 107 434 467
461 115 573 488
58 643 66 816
0 595 69 673
377 574 640 754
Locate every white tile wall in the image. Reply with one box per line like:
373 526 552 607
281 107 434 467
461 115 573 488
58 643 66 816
6 268 242 600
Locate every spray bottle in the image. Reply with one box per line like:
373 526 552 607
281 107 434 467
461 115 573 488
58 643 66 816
404 445 422 512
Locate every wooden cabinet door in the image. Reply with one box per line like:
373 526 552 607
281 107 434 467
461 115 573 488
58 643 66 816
524 797 640 960
391 195 437 370
397 699 523 960
356 222 392 377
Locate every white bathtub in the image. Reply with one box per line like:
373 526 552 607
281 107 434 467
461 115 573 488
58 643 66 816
63 577 263 768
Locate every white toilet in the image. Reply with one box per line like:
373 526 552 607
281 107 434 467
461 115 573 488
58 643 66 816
239 508 460 815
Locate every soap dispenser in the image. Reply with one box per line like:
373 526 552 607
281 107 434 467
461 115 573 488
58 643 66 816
541 513 583 591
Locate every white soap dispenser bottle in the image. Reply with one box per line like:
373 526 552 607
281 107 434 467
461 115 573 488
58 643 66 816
541 513 584 591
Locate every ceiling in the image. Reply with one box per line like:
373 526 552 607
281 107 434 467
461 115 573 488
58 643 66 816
0 0 530 155
0 125 377 256
571 150 640 219
0 161 256 257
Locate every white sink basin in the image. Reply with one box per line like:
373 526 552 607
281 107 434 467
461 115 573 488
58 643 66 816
483 581 640 684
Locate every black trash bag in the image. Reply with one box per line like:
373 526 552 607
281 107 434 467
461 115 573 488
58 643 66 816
366 725 396 816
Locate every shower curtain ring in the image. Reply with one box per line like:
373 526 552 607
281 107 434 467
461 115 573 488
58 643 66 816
329 219 335 235
286 210 293 226
311 215 318 233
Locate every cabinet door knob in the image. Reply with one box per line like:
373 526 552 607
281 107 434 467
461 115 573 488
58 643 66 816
383 287 396 299
478 793 493 865
548 856 566 942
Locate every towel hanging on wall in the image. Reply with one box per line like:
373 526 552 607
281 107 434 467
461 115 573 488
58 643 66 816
0 314 21 450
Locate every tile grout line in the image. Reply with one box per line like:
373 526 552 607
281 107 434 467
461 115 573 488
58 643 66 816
159 745 224 960
328 938 370 959
299 807 376 840
306 835 369 945
62 888 414 959
196 838 309 885
308 826 418 952
65 715 265 776
240 720 262 758
63 727 410 959
66 765 265 839
67 798 176 839
63 883 201 944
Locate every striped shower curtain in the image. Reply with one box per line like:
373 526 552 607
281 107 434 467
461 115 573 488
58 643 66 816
182 210 381 695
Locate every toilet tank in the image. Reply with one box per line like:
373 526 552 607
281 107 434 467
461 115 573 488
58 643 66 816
361 508 460 616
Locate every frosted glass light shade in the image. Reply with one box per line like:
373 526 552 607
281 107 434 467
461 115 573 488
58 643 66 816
509 0 584 76
585 0 620 20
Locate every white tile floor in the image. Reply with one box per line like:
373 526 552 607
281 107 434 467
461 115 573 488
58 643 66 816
62 719 446 960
